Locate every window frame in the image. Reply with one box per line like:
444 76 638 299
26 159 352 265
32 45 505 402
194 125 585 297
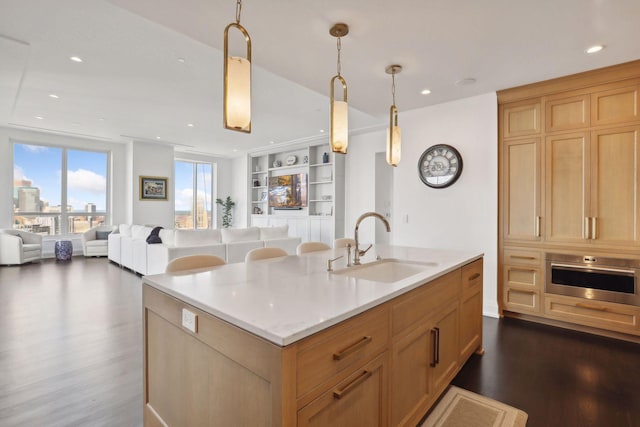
174 159 215 230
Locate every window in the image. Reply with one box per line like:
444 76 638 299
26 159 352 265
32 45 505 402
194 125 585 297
13 143 109 235
174 160 213 229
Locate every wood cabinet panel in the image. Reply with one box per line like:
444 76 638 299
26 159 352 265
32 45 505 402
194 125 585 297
591 85 639 126
298 353 388 427
296 306 389 399
545 132 589 242
504 288 540 313
431 302 460 395
545 94 589 132
503 248 543 267
503 138 541 241
502 102 541 138
590 126 640 245
544 294 639 334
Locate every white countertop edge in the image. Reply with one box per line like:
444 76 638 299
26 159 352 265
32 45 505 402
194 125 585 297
144 251 483 347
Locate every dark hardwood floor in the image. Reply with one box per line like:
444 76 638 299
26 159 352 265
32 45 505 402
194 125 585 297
453 316 640 427
1 257 639 426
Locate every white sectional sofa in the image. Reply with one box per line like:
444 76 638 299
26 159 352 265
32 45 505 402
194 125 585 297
108 224 300 275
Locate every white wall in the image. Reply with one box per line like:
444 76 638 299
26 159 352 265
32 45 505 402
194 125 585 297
345 93 499 317
0 127 129 227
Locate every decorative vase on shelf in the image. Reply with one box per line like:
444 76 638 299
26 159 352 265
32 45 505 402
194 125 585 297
322 152 329 163
273 160 282 168
303 155 309 164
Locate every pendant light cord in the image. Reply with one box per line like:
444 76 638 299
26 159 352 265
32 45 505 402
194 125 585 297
391 72 397 106
336 37 342 76
236 0 242 24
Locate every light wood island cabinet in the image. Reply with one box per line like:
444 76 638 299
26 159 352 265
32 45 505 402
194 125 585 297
143 257 483 427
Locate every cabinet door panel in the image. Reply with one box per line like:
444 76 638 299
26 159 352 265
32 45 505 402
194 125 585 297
590 126 640 245
503 138 541 241
502 102 541 138
545 132 589 242
430 302 459 395
545 94 590 132
298 354 387 427
591 86 640 126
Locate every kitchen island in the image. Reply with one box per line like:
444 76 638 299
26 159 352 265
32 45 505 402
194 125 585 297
142 245 483 426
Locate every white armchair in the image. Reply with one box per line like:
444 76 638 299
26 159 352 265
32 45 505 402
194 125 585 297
82 225 117 257
0 229 43 265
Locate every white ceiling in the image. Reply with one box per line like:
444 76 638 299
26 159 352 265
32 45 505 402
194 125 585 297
1 0 640 156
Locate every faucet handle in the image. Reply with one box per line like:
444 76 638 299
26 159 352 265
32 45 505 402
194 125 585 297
359 243 373 256
327 255 344 272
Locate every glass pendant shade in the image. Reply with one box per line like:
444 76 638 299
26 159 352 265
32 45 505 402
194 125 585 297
225 56 251 131
387 124 402 166
331 100 349 154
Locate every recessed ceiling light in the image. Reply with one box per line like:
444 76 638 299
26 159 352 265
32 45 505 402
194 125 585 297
71 122 80 126
35 116 44 120
269 141 275 144
187 123 194 127
177 58 186 63
49 94 59 99
455 78 477 86
69 56 83 63
421 89 431 95
319 129 325 133
156 136 161 140
586 45 604 54
98 117 105 121
232 149 238 152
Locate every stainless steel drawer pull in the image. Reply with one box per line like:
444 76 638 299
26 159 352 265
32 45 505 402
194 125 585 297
333 336 372 361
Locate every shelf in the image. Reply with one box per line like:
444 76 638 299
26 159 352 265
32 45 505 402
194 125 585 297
252 186 267 189
252 171 268 175
310 199 333 202
268 164 308 172
309 181 332 185
251 200 267 204
309 163 332 168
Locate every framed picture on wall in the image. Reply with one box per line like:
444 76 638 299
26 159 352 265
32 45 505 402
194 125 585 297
140 176 168 201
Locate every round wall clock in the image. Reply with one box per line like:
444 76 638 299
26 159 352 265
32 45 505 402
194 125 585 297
417 144 463 188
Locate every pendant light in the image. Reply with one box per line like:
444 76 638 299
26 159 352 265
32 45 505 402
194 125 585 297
223 0 251 133
329 23 349 154
385 64 402 166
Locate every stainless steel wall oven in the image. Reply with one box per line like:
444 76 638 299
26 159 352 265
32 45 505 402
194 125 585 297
546 253 640 306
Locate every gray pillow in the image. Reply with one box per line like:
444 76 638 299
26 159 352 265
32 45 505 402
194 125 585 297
96 230 112 240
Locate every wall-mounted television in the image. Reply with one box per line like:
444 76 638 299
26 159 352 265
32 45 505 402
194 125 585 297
269 174 308 209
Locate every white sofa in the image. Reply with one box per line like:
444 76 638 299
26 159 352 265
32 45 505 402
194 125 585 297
0 229 43 265
81 225 117 257
108 224 301 275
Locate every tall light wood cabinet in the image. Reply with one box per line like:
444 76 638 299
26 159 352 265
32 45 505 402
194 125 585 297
498 60 640 338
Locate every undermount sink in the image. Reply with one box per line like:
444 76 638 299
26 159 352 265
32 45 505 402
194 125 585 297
332 258 438 283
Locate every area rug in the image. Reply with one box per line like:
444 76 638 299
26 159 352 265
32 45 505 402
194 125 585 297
421 386 528 427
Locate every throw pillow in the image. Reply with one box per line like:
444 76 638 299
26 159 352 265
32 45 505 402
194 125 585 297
146 226 164 244
96 230 112 240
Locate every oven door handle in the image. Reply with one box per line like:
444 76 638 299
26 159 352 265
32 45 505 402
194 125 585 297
550 263 636 276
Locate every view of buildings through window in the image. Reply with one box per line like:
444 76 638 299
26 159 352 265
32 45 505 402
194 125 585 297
13 143 108 235
174 160 213 229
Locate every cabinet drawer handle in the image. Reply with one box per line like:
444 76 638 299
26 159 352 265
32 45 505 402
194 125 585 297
584 217 590 239
430 327 440 367
509 255 535 260
333 370 372 400
592 217 597 240
333 336 372 361
535 216 541 237
468 273 481 281
576 302 607 312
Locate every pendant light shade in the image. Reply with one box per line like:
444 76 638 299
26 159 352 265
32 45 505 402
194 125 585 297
385 64 402 166
329 23 349 154
387 105 401 166
223 2 251 133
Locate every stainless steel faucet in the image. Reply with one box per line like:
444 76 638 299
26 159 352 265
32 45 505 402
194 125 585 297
353 212 390 265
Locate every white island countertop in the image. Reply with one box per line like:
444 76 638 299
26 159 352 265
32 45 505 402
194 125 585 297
142 245 483 346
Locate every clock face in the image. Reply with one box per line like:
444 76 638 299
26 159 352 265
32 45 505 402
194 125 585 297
417 144 463 188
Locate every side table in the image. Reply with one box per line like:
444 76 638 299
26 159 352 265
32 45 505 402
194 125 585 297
55 240 73 261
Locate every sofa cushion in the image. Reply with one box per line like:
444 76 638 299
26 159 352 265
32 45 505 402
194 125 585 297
174 229 222 247
96 230 112 240
159 229 175 246
131 225 152 239
221 227 260 243
259 225 289 240
119 224 132 236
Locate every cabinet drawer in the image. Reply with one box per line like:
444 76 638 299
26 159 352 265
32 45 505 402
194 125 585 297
296 306 389 399
392 270 460 337
461 259 483 297
503 248 542 267
544 294 639 335
503 287 540 313
503 264 542 290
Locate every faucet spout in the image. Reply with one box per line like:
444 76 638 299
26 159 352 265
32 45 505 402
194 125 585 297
353 212 390 265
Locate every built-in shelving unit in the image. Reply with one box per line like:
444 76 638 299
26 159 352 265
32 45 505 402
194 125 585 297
248 142 345 245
